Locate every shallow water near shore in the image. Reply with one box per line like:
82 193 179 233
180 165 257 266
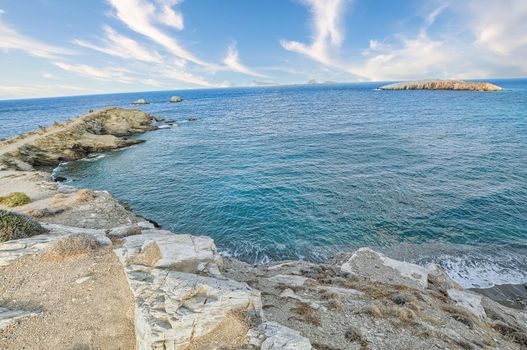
2 80 527 288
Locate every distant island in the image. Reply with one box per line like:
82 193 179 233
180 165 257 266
380 79 502 91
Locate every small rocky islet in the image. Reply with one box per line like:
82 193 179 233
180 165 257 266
380 79 503 91
0 108 526 349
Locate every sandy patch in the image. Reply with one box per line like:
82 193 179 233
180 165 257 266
0 246 135 350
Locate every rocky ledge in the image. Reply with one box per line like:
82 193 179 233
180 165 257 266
0 108 526 350
0 107 156 171
379 79 503 91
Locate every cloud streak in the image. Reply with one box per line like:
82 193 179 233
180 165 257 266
107 0 211 67
223 44 267 78
0 11 73 59
281 0 349 66
73 25 162 63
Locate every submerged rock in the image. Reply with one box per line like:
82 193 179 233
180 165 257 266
380 79 502 91
169 96 183 103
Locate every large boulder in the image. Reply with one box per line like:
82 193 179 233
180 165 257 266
169 96 183 103
125 266 262 350
132 99 149 105
114 230 221 274
340 248 428 289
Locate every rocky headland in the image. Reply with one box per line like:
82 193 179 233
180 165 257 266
379 79 503 91
0 108 525 349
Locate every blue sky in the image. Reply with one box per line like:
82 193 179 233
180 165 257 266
0 0 526 99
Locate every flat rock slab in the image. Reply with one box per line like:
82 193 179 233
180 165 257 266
0 307 40 330
447 288 486 319
248 321 313 350
341 247 428 289
114 230 221 273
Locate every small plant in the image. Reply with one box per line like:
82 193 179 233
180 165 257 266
0 210 47 242
0 192 31 207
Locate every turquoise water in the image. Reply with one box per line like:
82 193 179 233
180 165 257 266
1 81 526 288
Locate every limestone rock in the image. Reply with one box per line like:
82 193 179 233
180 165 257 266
42 223 111 246
247 321 313 350
0 307 40 330
132 99 149 105
341 247 428 289
114 230 221 274
267 274 311 288
447 288 486 319
125 266 262 350
107 224 142 238
169 96 183 103
426 263 460 291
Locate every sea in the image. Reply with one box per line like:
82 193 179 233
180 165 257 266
1 80 526 288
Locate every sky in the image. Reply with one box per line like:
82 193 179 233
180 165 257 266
0 0 526 99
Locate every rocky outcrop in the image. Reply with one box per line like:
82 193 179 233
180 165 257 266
132 99 149 105
169 96 183 103
0 107 155 170
380 79 503 91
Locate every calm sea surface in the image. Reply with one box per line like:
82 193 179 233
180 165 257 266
1 81 526 288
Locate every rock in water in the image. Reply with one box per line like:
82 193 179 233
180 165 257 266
132 99 149 105
169 96 183 103
379 79 502 91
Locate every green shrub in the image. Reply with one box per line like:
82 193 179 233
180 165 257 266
0 210 47 242
0 192 31 207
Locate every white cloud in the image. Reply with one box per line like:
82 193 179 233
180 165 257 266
157 0 184 30
42 72 55 79
352 1 527 80
54 62 138 84
351 33 456 81
281 0 350 66
107 0 211 67
0 13 73 59
73 25 162 63
464 0 527 74
159 64 225 87
223 44 266 78
0 84 96 99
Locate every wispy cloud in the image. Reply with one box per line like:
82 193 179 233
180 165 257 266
281 0 350 66
73 25 162 63
107 0 211 67
0 84 96 99
466 0 527 74
0 11 73 59
223 44 267 78
54 62 138 84
157 0 184 30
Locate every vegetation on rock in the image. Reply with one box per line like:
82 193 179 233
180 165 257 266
0 210 47 242
0 192 31 207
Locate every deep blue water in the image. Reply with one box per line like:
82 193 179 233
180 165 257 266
1 80 526 288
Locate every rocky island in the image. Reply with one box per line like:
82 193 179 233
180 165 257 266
380 79 503 91
0 108 525 349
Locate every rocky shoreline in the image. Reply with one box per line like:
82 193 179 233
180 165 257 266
1 108 526 349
